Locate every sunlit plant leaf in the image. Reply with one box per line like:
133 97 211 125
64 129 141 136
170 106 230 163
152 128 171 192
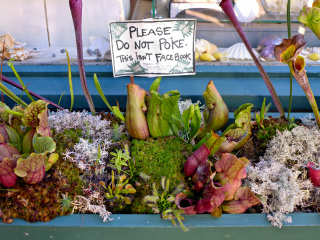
222 187 261 214
0 157 18 188
14 153 46 184
214 153 249 201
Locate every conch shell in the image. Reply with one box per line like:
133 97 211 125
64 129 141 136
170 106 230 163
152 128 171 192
0 33 29 61
195 39 217 55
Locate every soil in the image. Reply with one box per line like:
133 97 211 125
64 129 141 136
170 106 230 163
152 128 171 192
236 116 292 162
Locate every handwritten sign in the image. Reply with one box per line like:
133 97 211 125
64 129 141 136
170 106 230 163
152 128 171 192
109 19 196 77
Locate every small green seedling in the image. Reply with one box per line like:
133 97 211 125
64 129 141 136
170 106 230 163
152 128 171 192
254 98 271 129
108 145 130 174
112 123 121 141
143 177 188 231
99 170 136 209
60 193 73 213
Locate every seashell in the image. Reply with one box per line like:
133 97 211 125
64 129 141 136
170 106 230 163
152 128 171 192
0 33 16 52
200 53 216 62
309 53 320 61
195 39 217 55
14 41 26 48
306 47 320 53
213 52 223 60
2 47 30 61
222 43 256 60
195 51 199 60
256 35 282 52
0 33 30 61
256 35 282 61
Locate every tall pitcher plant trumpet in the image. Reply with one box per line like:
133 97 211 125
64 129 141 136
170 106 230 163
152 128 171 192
274 35 320 128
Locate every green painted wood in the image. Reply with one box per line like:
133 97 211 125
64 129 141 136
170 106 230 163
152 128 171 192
2 64 320 114
1 213 320 240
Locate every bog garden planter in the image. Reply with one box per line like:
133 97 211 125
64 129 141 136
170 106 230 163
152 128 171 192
1 213 320 240
1 63 320 239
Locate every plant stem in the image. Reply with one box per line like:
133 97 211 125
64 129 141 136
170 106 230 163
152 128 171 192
219 0 285 118
288 74 293 119
69 0 96 115
287 0 293 119
0 75 64 109
1 40 4 103
1 108 24 117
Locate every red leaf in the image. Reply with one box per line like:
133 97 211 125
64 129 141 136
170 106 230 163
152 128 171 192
0 157 17 187
184 144 210 177
214 153 249 200
191 161 212 185
195 197 214 213
222 187 261 214
175 192 197 215
307 162 320 187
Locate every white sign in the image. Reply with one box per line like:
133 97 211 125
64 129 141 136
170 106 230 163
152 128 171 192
109 19 196 78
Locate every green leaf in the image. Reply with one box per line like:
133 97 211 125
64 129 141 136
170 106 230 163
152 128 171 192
58 91 66 107
234 104 253 131
0 102 10 123
161 92 183 124
147 91 173 138
260 98 266 120
234 103 253 119
22 100 47 128
94 74 125 121
14 153 47 184
65 50 74 111
149 77 162 92
4 124 22 152
22 128 36 154
33 136 56 154
111 106 125 122
8 59 35 102
298 5 320 40
182 105 194 134
0 82 28 108
205 131 225 155
45 153 59 172
190 104 201 138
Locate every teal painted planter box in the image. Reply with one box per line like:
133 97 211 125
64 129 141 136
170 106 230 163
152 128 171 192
2 64 320 115
1 64 320 239
1 213 320 240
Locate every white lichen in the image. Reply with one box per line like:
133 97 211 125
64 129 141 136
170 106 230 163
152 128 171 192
245 159 313 227
63 138 110 173
48 109 114 141
71 192 113 222
264 125 320 168
245 121 320 227
178 98 205 124
49 109 128 173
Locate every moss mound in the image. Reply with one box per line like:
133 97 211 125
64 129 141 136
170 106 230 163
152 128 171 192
130 137 193 213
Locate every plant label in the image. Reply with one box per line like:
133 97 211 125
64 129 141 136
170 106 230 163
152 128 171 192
109 19 196 78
